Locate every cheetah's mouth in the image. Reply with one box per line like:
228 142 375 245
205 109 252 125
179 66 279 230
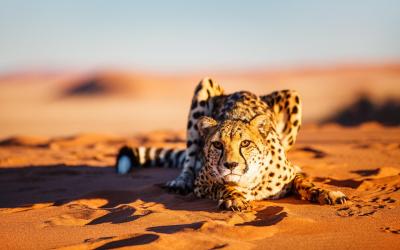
223 173 241 183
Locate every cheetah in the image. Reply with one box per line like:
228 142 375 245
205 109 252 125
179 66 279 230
116 78 348 211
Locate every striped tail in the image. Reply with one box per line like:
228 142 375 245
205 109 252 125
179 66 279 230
115 145 186 174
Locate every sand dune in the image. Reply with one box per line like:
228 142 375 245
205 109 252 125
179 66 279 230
0 124 399 249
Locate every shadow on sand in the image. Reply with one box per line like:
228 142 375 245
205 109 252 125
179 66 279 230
0 164 216 212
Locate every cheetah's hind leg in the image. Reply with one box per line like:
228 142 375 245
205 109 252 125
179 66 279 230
260 90 302 151
292 173 348 205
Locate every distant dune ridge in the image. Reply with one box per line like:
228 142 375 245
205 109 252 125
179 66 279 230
61 72 138 97
63 76 115 96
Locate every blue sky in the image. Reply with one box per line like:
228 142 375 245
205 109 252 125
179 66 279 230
0 0 399 72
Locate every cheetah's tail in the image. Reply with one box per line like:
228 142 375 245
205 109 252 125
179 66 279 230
115 145 186 174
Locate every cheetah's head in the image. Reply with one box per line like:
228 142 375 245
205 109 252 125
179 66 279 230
198 114 277 187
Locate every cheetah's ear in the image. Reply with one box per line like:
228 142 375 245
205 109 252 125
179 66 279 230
197 116 218 137
250 114 270 137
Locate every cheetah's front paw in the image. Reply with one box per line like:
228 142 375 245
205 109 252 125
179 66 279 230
317 190 348 205
218 197 251 211
165 176 194 195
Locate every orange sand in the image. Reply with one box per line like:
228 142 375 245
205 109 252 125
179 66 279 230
0 124 399 249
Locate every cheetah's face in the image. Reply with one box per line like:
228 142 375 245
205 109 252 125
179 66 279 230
198 115 273 187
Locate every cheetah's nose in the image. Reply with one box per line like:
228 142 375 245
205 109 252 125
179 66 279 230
224 162 238 170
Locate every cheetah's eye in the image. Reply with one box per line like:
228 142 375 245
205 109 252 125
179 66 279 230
240 140 251 147
212 141 223 150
